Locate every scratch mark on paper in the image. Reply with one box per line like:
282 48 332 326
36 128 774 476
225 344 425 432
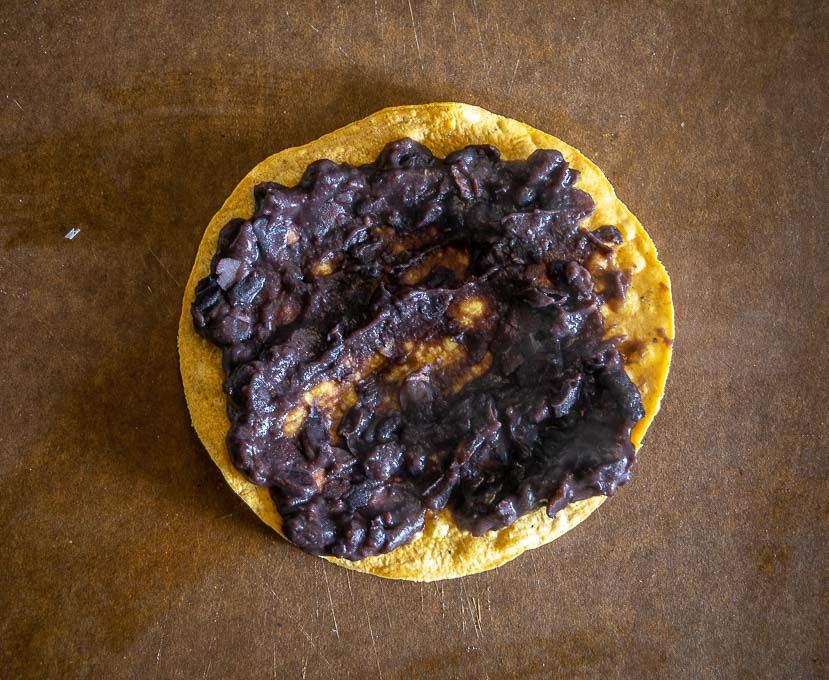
321 562 340 640
258 559 284 593
507 56 521 95
485 580 492 626
471 0 488 75
155 625 165 666
12 97 23 111
407 0 422 68
717 355 736 373
346 569 356 606
258 574 275 599
460 581 482 638
365 605 384 679
337 45 355 64
203 659 212 679
284 2 319 34
438 581 447 618
299 625 335 671
469 596 483 639
380 588 393 628
450 7 460 59
459 582 468 635
374 0 387 68
148 247 178 286
313 565 322 624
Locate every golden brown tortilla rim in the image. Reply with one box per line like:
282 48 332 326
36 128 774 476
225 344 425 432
178 103 674 581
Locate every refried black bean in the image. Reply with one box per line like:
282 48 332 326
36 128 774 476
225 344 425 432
192 139 644 560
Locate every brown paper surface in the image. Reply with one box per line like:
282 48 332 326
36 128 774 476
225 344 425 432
1 2 825 677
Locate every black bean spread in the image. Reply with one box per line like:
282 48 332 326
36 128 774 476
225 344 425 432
192 140 644 560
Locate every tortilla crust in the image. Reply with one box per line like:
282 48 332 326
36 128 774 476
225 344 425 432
178 103 674 581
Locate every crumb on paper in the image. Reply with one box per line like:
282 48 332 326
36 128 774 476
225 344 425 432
64 228 81 240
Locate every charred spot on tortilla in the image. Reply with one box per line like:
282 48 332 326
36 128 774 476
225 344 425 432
178 103 673 580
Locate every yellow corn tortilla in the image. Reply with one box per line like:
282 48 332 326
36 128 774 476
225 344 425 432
178 103 673 581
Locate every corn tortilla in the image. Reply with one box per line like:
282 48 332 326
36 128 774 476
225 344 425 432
178 103 674 581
